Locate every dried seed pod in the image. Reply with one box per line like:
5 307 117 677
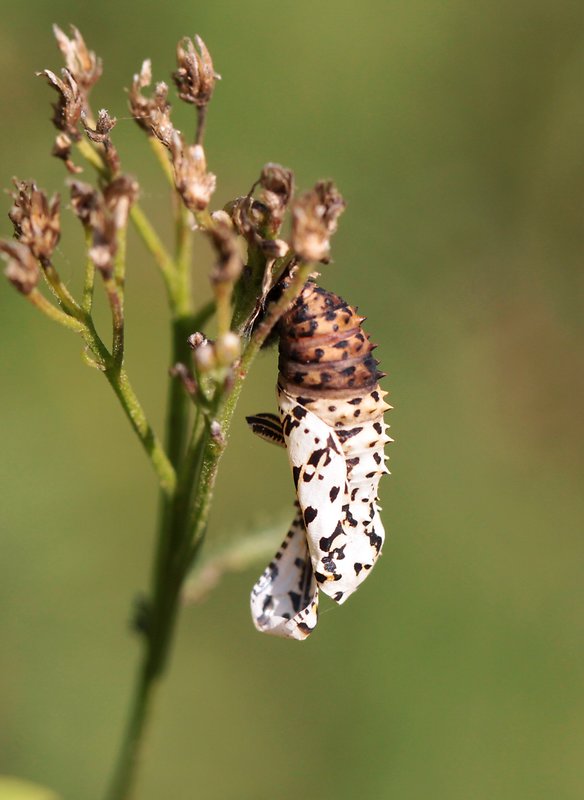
291 181 346 262
9 180 61 262
0 240 40 294
173 35 219 107
52 24 102 95
248 282 391 639
38 68 84 139
128 60 176 147
170 133 216 211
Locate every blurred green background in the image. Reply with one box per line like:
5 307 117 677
1 1 583 798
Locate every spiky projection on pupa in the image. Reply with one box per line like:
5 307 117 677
247 282 392 639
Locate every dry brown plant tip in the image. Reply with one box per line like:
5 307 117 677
9 180 61 262
53 24 102 95
52 132 82 174
69 180 100 228
170 133 216 211
256 163 294 235
208 217 242 286
129 60 176 147
83 109 121 175
291 180 346 262
0 240 40 294
173 35 219 108
39 68 83 139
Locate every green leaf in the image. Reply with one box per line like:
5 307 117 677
0 777 60 800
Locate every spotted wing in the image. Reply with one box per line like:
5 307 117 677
250 508 318 640
278 388 353 602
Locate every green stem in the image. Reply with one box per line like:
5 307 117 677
82 241 96 314
26 289 86 332
103 364 177 497
130 204 178 302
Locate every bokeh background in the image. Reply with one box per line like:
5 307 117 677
1 1 583 798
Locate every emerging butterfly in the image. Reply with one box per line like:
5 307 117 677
246 282 392 639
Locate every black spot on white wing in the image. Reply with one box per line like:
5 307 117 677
303 506 318 524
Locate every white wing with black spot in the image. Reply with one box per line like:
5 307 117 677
250 509 318 640
278 388 355 602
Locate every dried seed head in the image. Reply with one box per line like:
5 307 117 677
188 331 208 350
83 109 120 175
70 177 137 277
53 24 102 95
128 60 176 147
102 175 139 230
69 180 100 227
52 132 82 174
209 217 242 285
0 240 40 294
170 133 216 211
39 68 83 139
258 163 294 235
291 180 346 262
9 180 61 262
89 212 117 277
173 35 219 107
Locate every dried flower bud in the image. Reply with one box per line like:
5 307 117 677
291 180 346 262
209 217 242 285
102 175 139 229
69 177 137 277
83 109 120 175
89 213 117 277
9 180 61 262
169 362 198 398
258 163 294 234
38 68 83 139
188 331 208 350
170 133 216 211
173 35 219 107
53 24 102 94
52 132 82 174
128 60 176 147
0 240 40 294
69 180 101 228
214 331 241 366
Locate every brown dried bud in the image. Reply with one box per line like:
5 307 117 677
128 60 176 148
173 35 219 107
170 133 216 211
102 175 139 230
169 362 198 398
39 68 83 139
70 177 137 277
83 109 120 175
69 180 100 228
258 163 294 234
9 180 61 262
0 240 40 294
89 213 117 277
208 217 242 285
52 132 82 174
53 24 102 95
291 180 346 262
187 331 208 350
